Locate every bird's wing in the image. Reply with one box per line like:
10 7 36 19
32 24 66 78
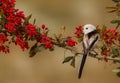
88 34 99 51
83 36 89 53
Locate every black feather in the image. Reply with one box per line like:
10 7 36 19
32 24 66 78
78 53 88 79
88 35 99 51
88 30 98 39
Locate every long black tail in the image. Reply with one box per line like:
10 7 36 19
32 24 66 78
78 53 88 79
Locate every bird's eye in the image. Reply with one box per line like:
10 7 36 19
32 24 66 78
86 27 88 29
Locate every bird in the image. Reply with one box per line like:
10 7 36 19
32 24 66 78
78 24 99 79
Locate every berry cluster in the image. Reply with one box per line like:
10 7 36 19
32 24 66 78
0 0 78 53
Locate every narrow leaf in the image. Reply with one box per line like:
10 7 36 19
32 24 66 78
29 43 37 57
111 20 120 24
29 44 45 57
62 56 73 64
110 47 119 58
26 14 32 20
33 18 36 25
70 56 75 68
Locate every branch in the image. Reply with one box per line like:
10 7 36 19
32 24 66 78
89 53 120 63
52 41 120 63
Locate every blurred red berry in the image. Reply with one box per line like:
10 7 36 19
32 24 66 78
0 45 9 53
104 58 108 62
42 24 46 29
0 33 8 43
44 42 53 48
66 37 77 47
25 24 37 38
101 48 110 56
39 34 53 49
74 26 82 37
15 35 29 51
103 29 119 45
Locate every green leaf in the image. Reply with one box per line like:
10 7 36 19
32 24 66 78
29 43 45 57
111 20 120 24
62 56 73 64
29 43 38 57
70 56 76 68
110 47 119 58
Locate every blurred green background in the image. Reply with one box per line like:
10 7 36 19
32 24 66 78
0 0 120 83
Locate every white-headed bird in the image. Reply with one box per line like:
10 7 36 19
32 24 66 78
78 24 99 79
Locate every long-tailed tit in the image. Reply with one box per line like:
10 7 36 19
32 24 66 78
78 24 99 79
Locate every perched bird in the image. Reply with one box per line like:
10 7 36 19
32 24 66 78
78 24 99 79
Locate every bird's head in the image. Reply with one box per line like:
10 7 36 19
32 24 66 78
83 24 96 34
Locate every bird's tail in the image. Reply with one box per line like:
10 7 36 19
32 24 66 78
78 53 88 79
